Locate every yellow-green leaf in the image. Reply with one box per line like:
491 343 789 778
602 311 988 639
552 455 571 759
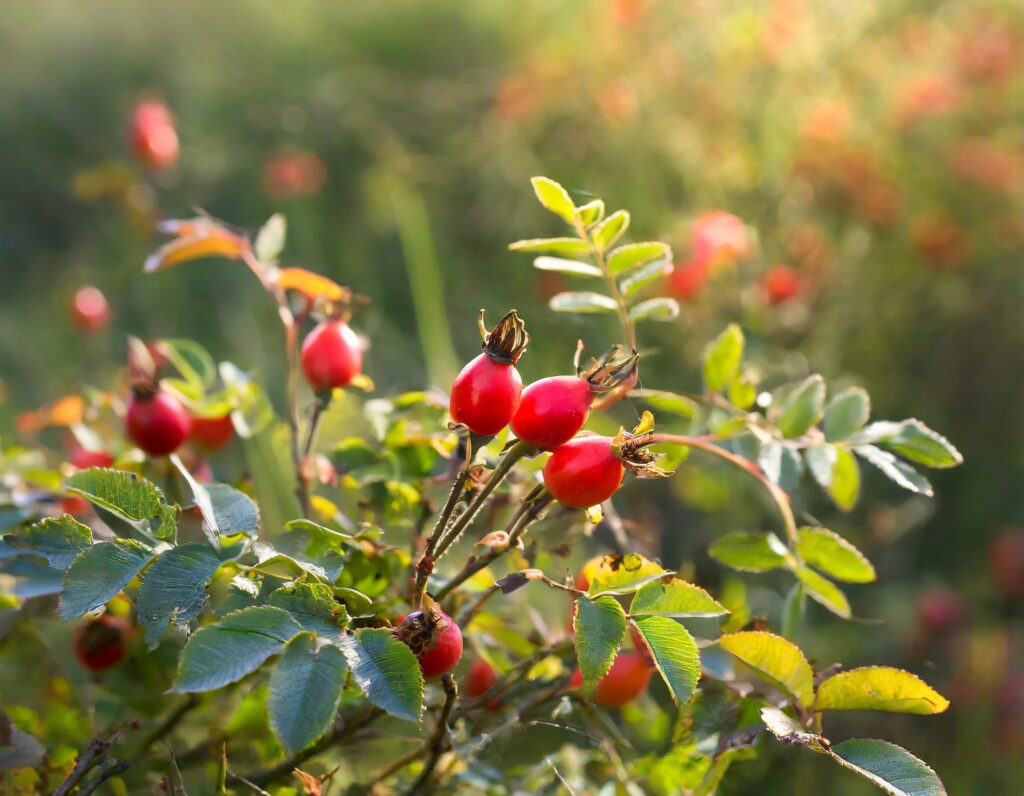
530 176 576 224
796 567 851 619
587 553 669 596
815 667 949 715
797 528 875 584
719 631 815 708
630 578 728 618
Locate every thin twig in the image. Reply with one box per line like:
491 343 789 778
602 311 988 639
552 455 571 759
75 759 130 796
135 695 198 755
51 721 137 796
404 673 458 795
366 744 427 794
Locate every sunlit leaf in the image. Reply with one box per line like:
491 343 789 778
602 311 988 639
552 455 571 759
629 297 679 322
530 176 576 224
0 515 92 570
276 268 350 303
851 420 962 469
719 631 815 707
777 375 826 438
549 291 619 314
703 324 744 392
630 578 728 618
815 667 949 714
797 528 875 584
15 395 85 433
66 467 177 541
824 387 871 442
145 218 249 273
587 553 669 596
627 389 698 418
634 616 701 705
509 237 592 256
574 595 627 691
607 242 671 275
532 256 603 277
592 209 630 251
338 628 423 722
855 445 933 496
255 213 287 262
708 533 788 573
796 567 851 619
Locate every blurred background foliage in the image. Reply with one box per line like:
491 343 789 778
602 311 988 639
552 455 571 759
0 0 1022 792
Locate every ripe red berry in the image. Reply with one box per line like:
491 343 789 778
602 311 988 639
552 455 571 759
191 413 235 450
301 320 363 391
394 606 463 679
667 260 708 302
70 287 110 333
464 657 501 710
73 615 131 672
126 390 192 457
59 496 92 516
128 100 179 170
450 310 529 436
69 448 115 470
544 436 624 508
762 265 800 305
570 651 652 707
915 586 965 635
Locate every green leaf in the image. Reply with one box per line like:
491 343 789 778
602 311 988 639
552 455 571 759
268 633 347 754
634 616 701 705
339 628 423 722
268 582 347 640
630 578 728 618
607 242 671 275
855 445 933 496
719 631 815 707
693 745 757 796
136 544 229 648
172 456 260 547
852 420 962 469
0 716 45 771
548 291 619 314
587 553 670 596
172 606 303 692
532 256 603 278
592 209 630 251
627 389 698 418
758 441 804 489
703 324 744 392
574 596 627 690
777 375 826 438
509 237 593 256
796 567 851 619
797 528 875 584
530 176 576 224
830 739 946 796
728 375 757 410
575 199 605 227
0 515 92 570
709 533 788 573
161 339 218 391
829 447 861 511
619 257 670 298
66 468 177 541
254 213 287 262
629 297 679 322
824 387 871 441
59 539 152 620
815 667 949 714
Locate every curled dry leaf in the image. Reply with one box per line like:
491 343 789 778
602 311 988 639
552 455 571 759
144 217 250 273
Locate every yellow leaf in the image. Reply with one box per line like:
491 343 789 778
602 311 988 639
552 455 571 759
587 552 669 595
720 631 815 708
276 267 351 303
144 218 249 273
814 666 949 715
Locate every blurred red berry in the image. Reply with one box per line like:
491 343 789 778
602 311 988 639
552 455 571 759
70 287 110 333
191 413 235 450
262 151 327 199
74 615 132 672
301 320 363 391
126 390 192 457
69 448 114 470
916 585 966 635
667 260 707 302
762 266 800 305
128 100 179 170
570 652 652 707
989 529 1024 601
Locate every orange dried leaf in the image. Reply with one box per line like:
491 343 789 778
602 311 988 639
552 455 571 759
293 769 322 795
276 268 350 303
16 395 85 433
144 218 249 273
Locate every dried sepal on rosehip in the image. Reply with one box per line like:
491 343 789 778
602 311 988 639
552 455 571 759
612 411 676 479
392 598 463 679
449 309 529 437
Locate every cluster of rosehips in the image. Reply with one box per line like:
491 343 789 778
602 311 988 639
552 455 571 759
449 310 643 509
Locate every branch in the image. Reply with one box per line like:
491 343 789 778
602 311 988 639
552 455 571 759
75 759 130 796
404 673 458 795
51 721 137 796
135 695 198 756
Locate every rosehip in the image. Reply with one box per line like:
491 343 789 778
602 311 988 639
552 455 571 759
449 310 529 436
126 390 192 457
465 657 501 710
128 100 179 170
74 615 131 672
667 260 708 302
69 448 114 470
762 265 800 305
70 286 110 333
394 606 463 679
301 320 363 391
916 586 965 635
544 436 624 508
570 652 652 708
511 350 637 450
59 496 92 516
191 413 235 450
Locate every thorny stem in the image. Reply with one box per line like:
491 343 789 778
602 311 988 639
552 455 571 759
404 673 458 795
303 393 330 458
414 458 472 607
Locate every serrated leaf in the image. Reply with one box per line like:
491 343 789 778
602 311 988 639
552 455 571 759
797 528 875 584
634 616 701 705
629 297 679 322
532 256 603 278
59 539 153 620
172 606 303 692
530 177 576 223
824 387 871 441
509 237 593 256
268 633 347 754
852 420 962 469
760 707 826 749
719 631 815 708
619 257 670 298
855 445 933 496
708 533 788 573
830 448 861 511
630 578 728 618
161 339 217 391
255 213 287 262
172 457 260 548
575 199 605 227
815 667 949 714
574 596 627 690
607 242 671 275
0 515 92 570
627 389 698 418
805 444 839 489
778 375 826 438
136 544 230 648
339 628 423 722
269 582 347 640
592 210 630 251
66 468 177 541
587 553 669 596
703 324 744 392
796 567 851 618
548 291 619 314
830 739 946 796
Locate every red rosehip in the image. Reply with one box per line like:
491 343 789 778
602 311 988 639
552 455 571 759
464 657 501 710
59 496 92 516
915 586 965 635
395 606 463 679
125 390 192 457
128 100 179 170
191 413 235 450
544 436 624 509
989 529 1024 601
667 260 708 302
570 652 652 708
70 287 110 333
69 448 115 470
301 320 363 391
73 615 131 672
762 265 800 305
